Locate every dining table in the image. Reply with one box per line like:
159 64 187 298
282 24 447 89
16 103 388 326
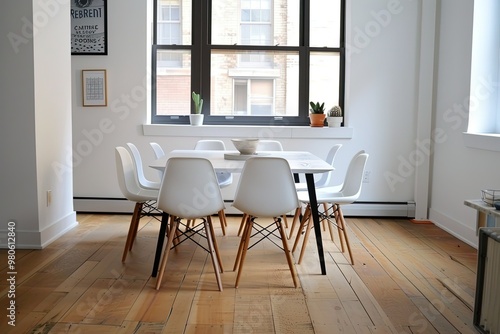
149 149 334 276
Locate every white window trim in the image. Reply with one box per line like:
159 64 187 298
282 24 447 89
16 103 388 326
143 124 353 139
463 132 500 152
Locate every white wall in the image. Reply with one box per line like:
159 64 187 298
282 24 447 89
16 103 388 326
70 0 500 247
0 0 76 248
429 0 500 247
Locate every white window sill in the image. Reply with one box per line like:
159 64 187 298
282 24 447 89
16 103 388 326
463 132 500 152
143 124 354 139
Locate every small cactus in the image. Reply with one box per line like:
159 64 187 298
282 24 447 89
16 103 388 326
192 91 203 114
328 105 342 117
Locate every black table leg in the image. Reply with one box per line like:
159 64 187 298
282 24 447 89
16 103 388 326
151 212 169 277
305 173 327 275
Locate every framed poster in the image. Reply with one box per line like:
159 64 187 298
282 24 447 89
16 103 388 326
82 70 107 106
71 0 107 55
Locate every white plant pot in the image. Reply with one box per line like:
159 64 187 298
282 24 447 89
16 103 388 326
327 116 342 128
189 114 204 126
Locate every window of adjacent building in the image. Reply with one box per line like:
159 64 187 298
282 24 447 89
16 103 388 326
152 0 345 125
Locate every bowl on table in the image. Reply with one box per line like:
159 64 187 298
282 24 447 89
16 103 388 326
231 138 260 155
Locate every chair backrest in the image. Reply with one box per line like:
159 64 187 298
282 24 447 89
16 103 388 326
115 147 158 202
157 157 225 219
194 139 232 188
338 152 369 200
126 142 160 189
150 142 165 159
316 144 342 187
233 157 299 217
256 140 283 151
194 139 226 150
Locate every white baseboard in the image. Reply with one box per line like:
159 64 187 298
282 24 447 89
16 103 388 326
74 197 416 218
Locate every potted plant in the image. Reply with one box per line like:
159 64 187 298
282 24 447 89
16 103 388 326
327 105 343 128
190 91 204 126
309 101 326 127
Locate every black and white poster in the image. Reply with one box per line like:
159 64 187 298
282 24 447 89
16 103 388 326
71 0 107 55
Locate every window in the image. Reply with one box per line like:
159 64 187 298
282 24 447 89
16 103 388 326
152 0 345 125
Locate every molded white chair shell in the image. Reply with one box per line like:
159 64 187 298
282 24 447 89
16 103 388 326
150 142 166 159
232 157 299 288
115 147 160 262
155 157 225 291
149 142 166 180
295 144 342 191
194 140 233 188
126 142 161 190
256 140 283 151
294 152 369 265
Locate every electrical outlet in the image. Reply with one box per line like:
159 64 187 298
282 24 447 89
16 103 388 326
47 190 52 206
363 171 371 183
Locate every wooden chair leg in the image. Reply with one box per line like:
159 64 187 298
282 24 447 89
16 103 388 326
237 213 248 236
333 205 346 253
204 218 223 291
287 207 302 240
155 217 179 290
282 214 288 228
337 207 354 265
122 202 142 262
277 219 298 288
235 218 253 288
218 210 226 236
207 216 223 272
322 203 329 231
292 205 310 253
233 214 250 271
298 210 315 264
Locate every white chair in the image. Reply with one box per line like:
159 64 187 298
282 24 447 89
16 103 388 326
155 157 225 291
294 144 342 191
115 147 161 262
194 140 231 235
232 157 300 288
149 142 166 180
194 140 233 188
256 139 284 151
292 151 369 265
289 144 343 239
149 142 165 159
126 142 161 190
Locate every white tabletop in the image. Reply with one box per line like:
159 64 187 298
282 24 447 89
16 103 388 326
150 149 333 174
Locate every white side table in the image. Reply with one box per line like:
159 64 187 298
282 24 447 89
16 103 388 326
464 199 500 234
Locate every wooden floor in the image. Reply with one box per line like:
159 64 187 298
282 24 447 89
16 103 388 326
0 213 478 333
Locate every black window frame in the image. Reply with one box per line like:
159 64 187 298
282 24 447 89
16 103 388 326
151 0 346 126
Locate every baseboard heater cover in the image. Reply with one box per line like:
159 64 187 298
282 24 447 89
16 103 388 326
74 198 416 218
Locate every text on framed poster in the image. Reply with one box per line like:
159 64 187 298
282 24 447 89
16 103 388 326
71 0 107 55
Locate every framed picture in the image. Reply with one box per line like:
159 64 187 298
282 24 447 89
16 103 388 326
71 0 108 55
82 69 107 106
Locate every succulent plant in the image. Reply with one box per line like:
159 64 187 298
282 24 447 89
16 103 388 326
309 101 325 114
